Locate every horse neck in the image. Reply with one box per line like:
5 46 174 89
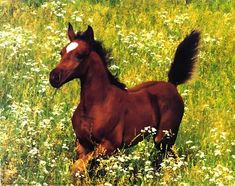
80 51 111 108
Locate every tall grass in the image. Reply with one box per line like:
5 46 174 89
0 0 234 185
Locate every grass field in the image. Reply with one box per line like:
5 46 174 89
0 0 235 185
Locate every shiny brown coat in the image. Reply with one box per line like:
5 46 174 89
49 24 200 172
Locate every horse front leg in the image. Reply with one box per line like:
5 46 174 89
72 122 124 174
75 139 93 159
71 138 93 173
71 140 116 174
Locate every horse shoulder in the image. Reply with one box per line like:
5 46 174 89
91 88 126 139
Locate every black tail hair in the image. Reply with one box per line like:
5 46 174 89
168 30 200 86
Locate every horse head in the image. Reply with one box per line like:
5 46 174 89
49 23 94 88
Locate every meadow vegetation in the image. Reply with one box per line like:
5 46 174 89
0 0 234 185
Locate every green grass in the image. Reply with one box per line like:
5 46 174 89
0 0 234 185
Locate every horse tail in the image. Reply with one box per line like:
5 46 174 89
168 30 200 86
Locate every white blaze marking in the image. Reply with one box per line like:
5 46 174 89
66 42 79 53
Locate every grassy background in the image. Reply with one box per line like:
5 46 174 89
0 0 234 185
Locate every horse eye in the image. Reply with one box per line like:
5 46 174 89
76 53 87 60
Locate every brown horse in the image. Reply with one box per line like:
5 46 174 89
49 23 200 173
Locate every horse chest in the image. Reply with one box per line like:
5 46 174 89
72 107 111 143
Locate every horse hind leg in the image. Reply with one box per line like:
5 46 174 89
154 111 182 168
154 128 178 156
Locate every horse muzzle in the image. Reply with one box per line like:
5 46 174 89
49 69 62 88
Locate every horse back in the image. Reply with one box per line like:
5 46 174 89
128 81 183 111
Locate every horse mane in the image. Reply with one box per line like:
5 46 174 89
75 33 126 90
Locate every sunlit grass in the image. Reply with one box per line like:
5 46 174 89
0 0 234 185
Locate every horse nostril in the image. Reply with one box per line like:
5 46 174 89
53 73 60 83
49 70 61 87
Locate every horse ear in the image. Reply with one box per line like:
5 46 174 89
83 25 94 42
68 22 76 41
